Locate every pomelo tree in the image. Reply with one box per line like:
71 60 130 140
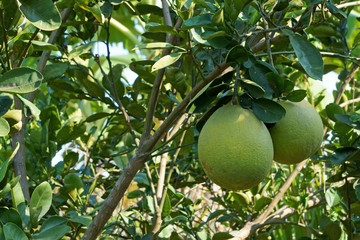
0 0 360 239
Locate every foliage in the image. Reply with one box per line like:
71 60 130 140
0 0 360 239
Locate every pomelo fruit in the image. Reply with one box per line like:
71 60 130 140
198 105 273 190
269 100 323 164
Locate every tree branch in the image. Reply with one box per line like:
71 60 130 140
232 197 325 239
140 18 183 143
10 8 72 202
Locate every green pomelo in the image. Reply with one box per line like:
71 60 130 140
198 105 273 190
270 100 323 164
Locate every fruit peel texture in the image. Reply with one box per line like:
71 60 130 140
198 105 274 190
270 100 323 164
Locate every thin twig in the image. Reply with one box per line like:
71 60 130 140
255 51 360 61
340 97 360 107
151 117 190 239
17 29 40 67
343 163 352 240
140 18 183 142
262 12 274 67
337 1 360 9
0 8 11 69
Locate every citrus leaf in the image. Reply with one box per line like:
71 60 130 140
151 52 183 72
330 147 360 165
0 67 43 94
286 89 307 102
0 117 10 137
182 14 213 29
16 0 61 31
16 94 40 116
3 222 28 240
252 98 286 123
326 103 345 122
30 182 53 228
0 93 13 117
325 188 342 207
284 30 324 80
0 143 19 182
68 42 95 60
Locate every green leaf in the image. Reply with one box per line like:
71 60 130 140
39 105 61 131
63 173 84 201
249 62 275 98
286 89 307 102
212 232 233 240
0 67 43 94
0 208 22 229
325 1 346 20
85 112 110 122
126 103 146 118
23 40 58 51
133 173 149 186
0 143 19 182
68 42 95 59
326 103 345 122
127 190 142 199
3 222 28 240
241 79 265 99
255 196 272 212
69 215 92 226
330 147 360 165
43 63 69 80
325 188 342 207
16 94 40 116
11 181 25 210
30 182 53 228
148 25 178 35
137 42 175 50
225 45 248 64
56 121 87 146
75 0 104 23
334 114 360 130
252 98 286 123
32 216 71 240
0 118 10 137
285 31 324 80
0 184 11 199
16 0 61 31
0 94 13 117
182 14 213 29
162 194 171 217
152 53 183 72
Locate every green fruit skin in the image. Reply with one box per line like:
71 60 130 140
198 105 273 190
270 100 323 164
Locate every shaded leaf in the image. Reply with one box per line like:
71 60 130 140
0 143 19 182
326 103 345 122
17 0 61 31
30 182 53 228
0 94 13 117
213 232 233 240
3 222 28 240
286 89 307 102
182 14 213 29
0 67 43 94
252 98 286 123
331 147 360 165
